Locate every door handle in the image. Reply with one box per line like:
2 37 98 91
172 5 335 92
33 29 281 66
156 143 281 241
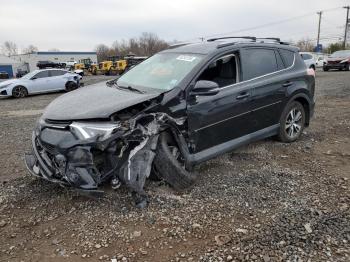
282 81 293 87
236 92 250 100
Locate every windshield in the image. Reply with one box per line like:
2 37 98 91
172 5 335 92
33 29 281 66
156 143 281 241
117 53 203 91
330 50 350 58
21 70 40 79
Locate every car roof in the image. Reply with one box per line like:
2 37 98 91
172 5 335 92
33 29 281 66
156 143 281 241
162 40 298 55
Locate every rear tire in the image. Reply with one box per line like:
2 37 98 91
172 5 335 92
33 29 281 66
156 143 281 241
65 81 78 92
278 101 305 143
345 64 349 71
153 132 197 191
323 67 329 72
12 86 28 98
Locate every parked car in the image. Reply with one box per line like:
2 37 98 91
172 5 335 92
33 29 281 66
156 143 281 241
323 50 350 71
300 52 316 70
37 61 66 69
25 37 315 207
315 54 328 68
0 71 9 79
0 69 82 98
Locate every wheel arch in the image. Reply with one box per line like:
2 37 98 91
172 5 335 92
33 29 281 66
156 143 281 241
11 85 29 97
287 92 311 126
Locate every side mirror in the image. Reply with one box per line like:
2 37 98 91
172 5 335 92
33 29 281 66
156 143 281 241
190 80 219 96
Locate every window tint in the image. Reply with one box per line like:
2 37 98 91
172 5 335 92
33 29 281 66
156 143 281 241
34 70 49 79
275 50 285 70
197 54 238 88
50 70 65 77
279 49 295 68
242 48 278 80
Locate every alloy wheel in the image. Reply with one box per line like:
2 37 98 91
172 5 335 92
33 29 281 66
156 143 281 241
285 108 303 139
12 86 26 98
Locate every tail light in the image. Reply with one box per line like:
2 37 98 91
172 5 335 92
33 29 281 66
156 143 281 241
307 68 315 77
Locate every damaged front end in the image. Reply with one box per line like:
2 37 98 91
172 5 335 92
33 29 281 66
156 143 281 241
25 110 185 206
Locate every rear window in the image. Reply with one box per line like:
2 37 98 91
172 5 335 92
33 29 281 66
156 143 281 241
279 49 295 68
242 48 278 80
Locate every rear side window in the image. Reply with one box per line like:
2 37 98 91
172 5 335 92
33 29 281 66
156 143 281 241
241 48 278 80
34 70 49 79
50 70 65 77
279 49 295 68
275 50 285 70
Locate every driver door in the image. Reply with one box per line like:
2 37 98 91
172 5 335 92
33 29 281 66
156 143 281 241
187 52 255 153
29 70 50 93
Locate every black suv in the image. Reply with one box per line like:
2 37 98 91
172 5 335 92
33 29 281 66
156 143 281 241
25 37 315 207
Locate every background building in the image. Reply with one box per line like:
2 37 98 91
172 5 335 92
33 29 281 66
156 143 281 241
10 51 97 73
0 55 21 78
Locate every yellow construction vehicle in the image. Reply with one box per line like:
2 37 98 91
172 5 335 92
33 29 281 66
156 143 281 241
74 58 97 75
93 56 120 75
110 56 148 75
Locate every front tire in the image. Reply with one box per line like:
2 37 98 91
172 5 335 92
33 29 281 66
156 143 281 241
153 132 197 191
278 101 305 143
12 86 28 98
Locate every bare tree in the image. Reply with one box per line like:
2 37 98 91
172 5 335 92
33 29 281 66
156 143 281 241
22 44 38 54
95 44 110 62
296 38 314 52
1 41 18 56
110 32 169 59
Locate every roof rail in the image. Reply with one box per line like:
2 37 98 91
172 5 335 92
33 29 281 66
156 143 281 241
207 36 257 42
256 37 290 45
168 42 192 49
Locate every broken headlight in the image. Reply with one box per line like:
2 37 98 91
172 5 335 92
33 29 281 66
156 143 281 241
70 122 120 140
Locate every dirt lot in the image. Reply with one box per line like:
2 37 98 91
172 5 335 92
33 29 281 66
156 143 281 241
0 71 349 262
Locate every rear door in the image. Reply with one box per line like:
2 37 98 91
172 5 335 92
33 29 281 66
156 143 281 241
49 70 67 90
240 47 292 131
187 51 256 153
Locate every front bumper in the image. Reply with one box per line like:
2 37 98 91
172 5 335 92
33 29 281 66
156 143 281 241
0 88 11 97
25 132 105 196
323 63 347 70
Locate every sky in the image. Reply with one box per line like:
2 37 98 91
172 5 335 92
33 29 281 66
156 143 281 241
0 0 349 52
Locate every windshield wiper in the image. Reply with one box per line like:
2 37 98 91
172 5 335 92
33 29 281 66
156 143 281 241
115 83 144 94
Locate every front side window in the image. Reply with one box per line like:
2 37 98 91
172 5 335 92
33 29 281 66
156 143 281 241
117 53 203 91
197 53 239 88
34 70 49 79
241 48 278 80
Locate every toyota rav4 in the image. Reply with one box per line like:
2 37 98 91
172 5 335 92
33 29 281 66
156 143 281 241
25 37 315 207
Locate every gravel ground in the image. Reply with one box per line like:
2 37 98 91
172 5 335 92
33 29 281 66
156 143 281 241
0 71 349 262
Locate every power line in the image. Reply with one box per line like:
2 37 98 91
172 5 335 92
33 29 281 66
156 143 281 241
190 6 344 42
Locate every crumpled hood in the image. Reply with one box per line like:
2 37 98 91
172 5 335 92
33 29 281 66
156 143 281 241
42 81 161 121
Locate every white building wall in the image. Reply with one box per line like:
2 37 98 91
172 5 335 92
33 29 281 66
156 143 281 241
10 52 97 72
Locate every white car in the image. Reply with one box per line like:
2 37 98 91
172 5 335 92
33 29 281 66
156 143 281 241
0 69 82 98
300 52 316 70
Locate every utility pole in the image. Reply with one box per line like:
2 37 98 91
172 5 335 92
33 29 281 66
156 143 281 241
316 11 322 48
343 6 350 49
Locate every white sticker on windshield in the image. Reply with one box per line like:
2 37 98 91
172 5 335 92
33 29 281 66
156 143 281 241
176 55 197 62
